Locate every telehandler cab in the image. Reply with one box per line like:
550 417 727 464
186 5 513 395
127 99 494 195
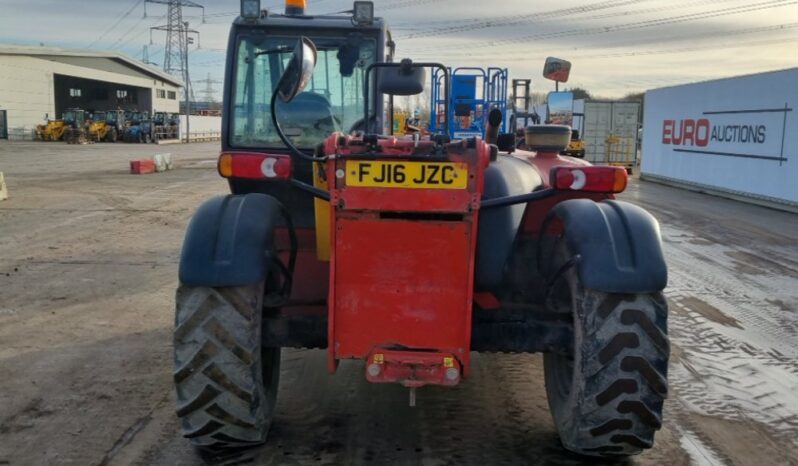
101 110 126 142
63 108 88 144
174 1 669 458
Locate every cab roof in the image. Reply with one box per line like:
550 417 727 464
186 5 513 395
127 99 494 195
232 11 386 32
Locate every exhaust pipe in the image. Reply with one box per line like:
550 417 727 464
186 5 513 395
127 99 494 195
485 108 503 145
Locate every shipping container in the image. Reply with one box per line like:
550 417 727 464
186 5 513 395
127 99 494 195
581 101 641 172
641 68 797 211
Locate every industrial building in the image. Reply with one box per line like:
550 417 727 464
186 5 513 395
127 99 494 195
0 44 183 139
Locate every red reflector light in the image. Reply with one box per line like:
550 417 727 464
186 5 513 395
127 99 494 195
551 166 628 193
218 152 292 179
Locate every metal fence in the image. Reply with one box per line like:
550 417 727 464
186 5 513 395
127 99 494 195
7 127 37 141
5 127 221 144
604 135 637 172
185 130 221 142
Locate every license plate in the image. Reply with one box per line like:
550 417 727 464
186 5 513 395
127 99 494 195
345 161 468 189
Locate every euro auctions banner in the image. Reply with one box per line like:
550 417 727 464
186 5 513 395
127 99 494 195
641 68 797 206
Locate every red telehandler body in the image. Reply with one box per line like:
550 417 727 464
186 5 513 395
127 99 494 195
174 1 669 458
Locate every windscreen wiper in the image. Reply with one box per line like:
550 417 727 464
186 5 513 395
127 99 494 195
249 45 337 62
245 46 293 63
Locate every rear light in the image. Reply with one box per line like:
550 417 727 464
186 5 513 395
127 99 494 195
218 152 292 180
551 166 628 193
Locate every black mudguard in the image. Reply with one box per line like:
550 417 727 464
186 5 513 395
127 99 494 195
179 193 281 287
551 199 667 293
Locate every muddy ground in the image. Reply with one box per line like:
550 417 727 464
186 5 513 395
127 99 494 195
0 141 796 466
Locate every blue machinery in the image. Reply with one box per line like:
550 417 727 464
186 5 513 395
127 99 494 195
430 67 509 138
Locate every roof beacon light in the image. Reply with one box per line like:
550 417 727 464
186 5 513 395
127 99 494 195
286 0 306 15
241 0 260 19
353 1 374 25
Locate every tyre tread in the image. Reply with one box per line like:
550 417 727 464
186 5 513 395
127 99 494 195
544 256 669 458
174 284 277 448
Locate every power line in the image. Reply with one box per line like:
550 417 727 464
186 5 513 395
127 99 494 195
409 0 798 53
397 0 649 39
574 0 731 21
394 0 733 38
446 35 798 64
381 0 455 11
577 35 798 59
109 15 148 49
102 12 167 55
409 21 798 59
86 0 144 47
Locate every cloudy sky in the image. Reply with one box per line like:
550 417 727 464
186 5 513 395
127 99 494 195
1 0 797 99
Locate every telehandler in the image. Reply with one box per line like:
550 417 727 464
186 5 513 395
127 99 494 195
35 116 66 141
174 1 669 458
63 108 88 144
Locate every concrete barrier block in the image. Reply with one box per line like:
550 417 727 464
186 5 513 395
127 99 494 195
130 160 156 174
0 172 7 201
153 153 173 172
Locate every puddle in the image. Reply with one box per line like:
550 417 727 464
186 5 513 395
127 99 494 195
678 297 743 329
725 250 798 276
679 430 726 466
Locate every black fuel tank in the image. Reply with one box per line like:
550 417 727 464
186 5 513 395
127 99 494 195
475 155 543 290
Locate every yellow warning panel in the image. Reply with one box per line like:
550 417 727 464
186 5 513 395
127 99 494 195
313 163 331 261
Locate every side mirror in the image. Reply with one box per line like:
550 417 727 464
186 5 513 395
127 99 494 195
378 59 426 96
543 57 571 83
547 91 574 126
275 37 318 103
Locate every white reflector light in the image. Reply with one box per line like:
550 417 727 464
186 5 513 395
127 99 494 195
570 169 586 190
367 363 381 376
261 157 277 178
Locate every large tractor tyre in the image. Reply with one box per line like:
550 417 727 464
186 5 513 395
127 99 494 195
543 243 669 457
174 283 281 449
